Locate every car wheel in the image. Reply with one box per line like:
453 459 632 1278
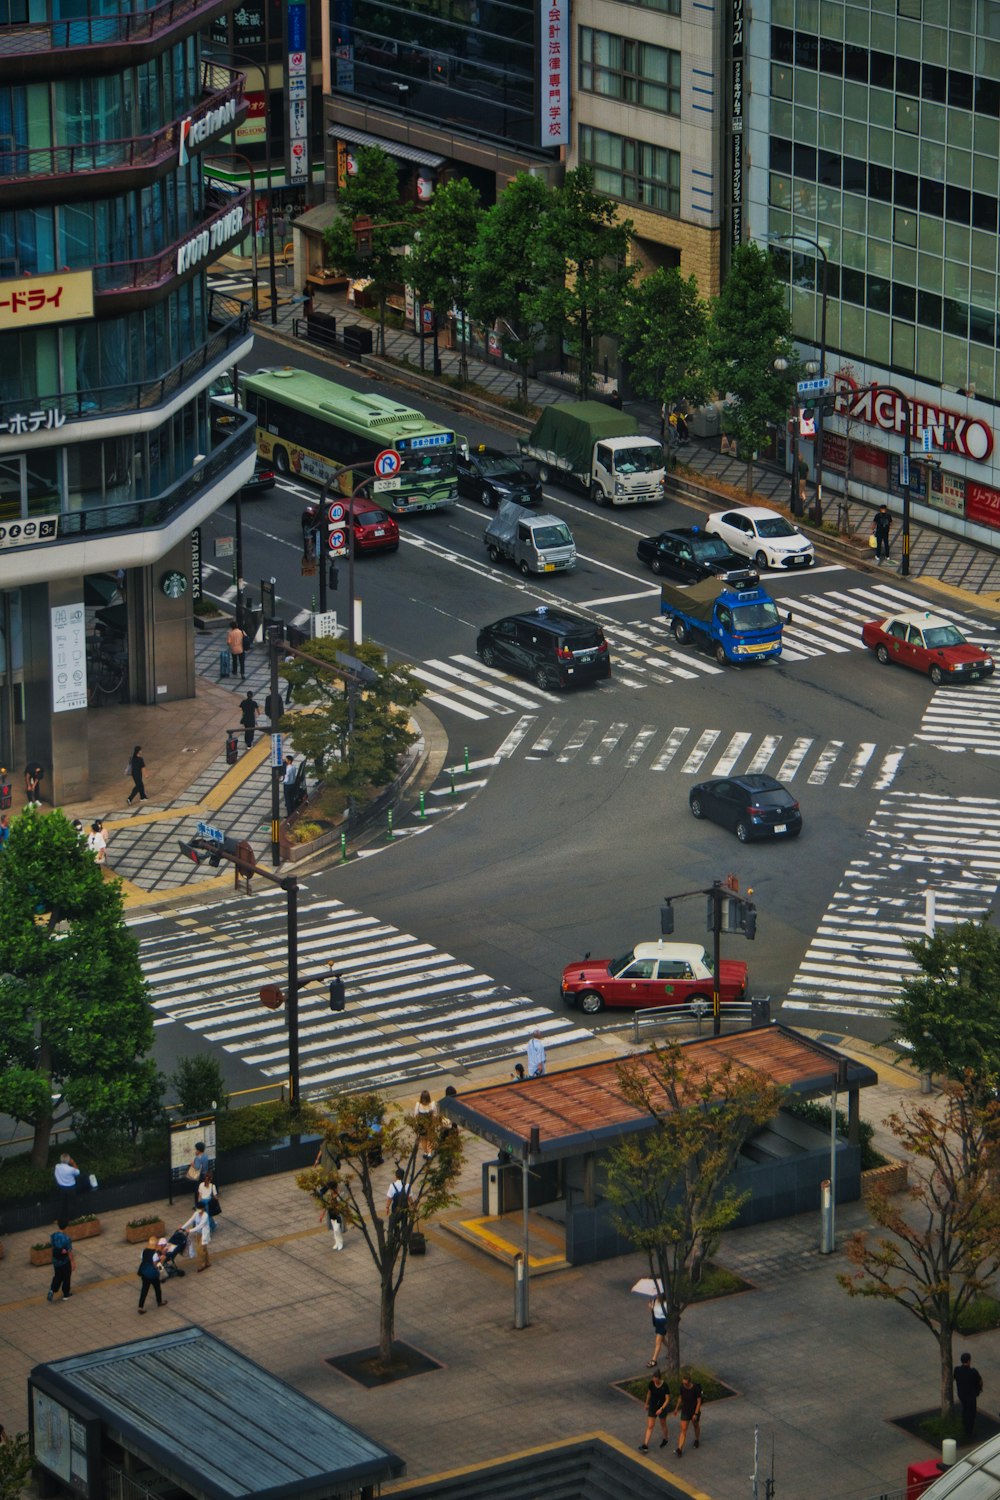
689 995 710 1019
488 545 503 564
690 796 704 819
736 822 751 843
930 664 944 685
578 990 605 1015
876 644 891 665
533 665 554 691
754 549 768 569
673 619 688 644
481 488 494 508
538 464 550 483
715 643 728 666
519 559 531 577
590 482 607 507
480 645 496 668
273 447 290 475
651 556 664 575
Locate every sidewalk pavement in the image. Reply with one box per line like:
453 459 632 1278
0 1044 975 1500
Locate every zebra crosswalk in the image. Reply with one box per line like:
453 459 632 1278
132 893 588 1094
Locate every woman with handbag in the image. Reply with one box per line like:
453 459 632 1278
197 1170 221 1232
186 1142 208 1206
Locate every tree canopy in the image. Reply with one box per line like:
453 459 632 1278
323 146 414 354
619 266 710 415
0 810 156 1166
468 171 554 405
892 919 1000 1086
407 177 482 383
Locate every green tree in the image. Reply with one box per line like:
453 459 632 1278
407 177 483 384
704 242 795 491
840 1081 1000 1419
0 1430 33 1500
529 166 634 397
280 638 424 799
604 1042 784 1377
171 1054 230 1115
468 172 555 405
892 919 1000 1087
0 810 156 1167
619 267 710 417
297 1091 464 1368
323 145 414 355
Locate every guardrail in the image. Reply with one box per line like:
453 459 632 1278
618 995 772 1045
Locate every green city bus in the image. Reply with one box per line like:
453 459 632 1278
242 367 457 514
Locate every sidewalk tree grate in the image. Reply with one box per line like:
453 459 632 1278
326 1340 444 1388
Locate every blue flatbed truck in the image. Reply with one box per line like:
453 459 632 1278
660 571 787 665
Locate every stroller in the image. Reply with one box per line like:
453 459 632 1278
158 1229 188 1277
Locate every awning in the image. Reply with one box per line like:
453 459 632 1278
327 125 445 169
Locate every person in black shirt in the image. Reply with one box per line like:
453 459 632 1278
239 691 259 748
954 1352 982 1440
674 1373 703 1455
638 1371 670 1452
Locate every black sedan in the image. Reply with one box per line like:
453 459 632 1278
637 526 748 581
457 444 542 508
689 774 803 842
240 460 276 496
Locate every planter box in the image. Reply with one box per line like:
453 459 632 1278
30 1245 51 1266
194 614 231 632
67 1219 102 1242
862 1161 908 1198
125 1220 165 1243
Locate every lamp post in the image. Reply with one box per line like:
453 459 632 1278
773 356 802 518
208 49 280 325
771 233 828 524
211 150 259 319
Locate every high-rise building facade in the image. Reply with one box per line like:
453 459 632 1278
0 0 256 801
748 0 1000 542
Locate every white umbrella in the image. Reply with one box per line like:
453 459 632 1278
631 1277 665 1297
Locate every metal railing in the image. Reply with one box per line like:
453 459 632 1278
94 188 250 299
619 995 771 1045
0 0 227 57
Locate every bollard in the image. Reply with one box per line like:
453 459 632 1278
225 731 239 765
418 791 425 819
819 1178 833 1254
386 808 394 840
464 745 470 773
920 1070 933 1095
450 768 456 796
514 1251 527 1330
942 1440 957 1467
340 832 348 863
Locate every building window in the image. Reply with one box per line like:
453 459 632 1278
612 0 680 15
578 125 680 213
578 28 680 114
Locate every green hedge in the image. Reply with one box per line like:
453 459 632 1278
783 1100 887 1171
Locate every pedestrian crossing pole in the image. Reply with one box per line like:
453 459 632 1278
269 624 283 867
285 875 300 1110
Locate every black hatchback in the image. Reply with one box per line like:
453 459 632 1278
476 607 611 691
689 774 803 842
637 526 747 582
457 444 543 508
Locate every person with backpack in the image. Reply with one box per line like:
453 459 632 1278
48 1230 75 1302
385 1168 409 1218
137 1237 167 1312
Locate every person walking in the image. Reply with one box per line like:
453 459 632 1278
647 1295 668 1367
385 1168 409 1218
126 746 147 804
954 1352 982 1440
638 1369 671 1452
47 1230 74 1302
673 1372 703 1455
282 755 299 816
227 621 246 680
0 814 10 850
320 1184 346 1251
53 1153 80 1229
187 1141 209 1206
526 1030 547 1078
264 689 283 724
414 1089 439 1158
24 761 44 806
137 1237 167 1312
180 1205 212 1271
197 1170 220 1232
87 821 107 864
871 504 893 563
239 690 259 749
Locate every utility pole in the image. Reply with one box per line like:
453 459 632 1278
268 623 283 867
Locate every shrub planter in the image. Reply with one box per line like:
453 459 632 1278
30 1244 51 1266
862 1160 908 1198
67 1217 102 1242
125 1218 165 1244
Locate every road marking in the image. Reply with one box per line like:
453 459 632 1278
650 727 691 771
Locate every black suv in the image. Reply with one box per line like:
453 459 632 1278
457 444 543 508
476 607 611 690
636 526 747 582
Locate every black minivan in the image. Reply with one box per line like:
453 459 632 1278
476 607 612 690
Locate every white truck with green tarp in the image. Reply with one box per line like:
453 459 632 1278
518 401 666 506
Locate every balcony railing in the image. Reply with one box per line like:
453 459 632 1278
55 407 256 541
0 309 250 430
0 0 229 59
0 64 245 186
92 189 250 301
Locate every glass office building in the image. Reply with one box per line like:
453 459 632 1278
747 0 1000 541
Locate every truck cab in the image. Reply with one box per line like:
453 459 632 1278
592 436 665 505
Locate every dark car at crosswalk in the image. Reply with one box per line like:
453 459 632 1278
689 773 803 842
636 526 748 582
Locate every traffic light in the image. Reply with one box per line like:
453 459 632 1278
328 565 339 590
177 839 209 863
208 834 240 867
660 901 674 936
329 973 346 1012
741 903 758 941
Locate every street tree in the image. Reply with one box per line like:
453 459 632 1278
618 267 710 418
0 809 157 1167
297 1091 464 1368
529 166 634 398
0 1430 33 1500
323 145 414 354
892 919 1000 1088
704 242 795 491
839 1081 1000 1419
407 177 483 384
279 637 424 800
604 1041 784 1376
468 172 555 405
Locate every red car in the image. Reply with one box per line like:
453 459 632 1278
560 941 748 1016
301 496 399 555
861 609 994 685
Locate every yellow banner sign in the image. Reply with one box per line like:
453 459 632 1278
0 270 94 331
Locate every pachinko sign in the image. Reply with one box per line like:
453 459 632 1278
832 372 993 463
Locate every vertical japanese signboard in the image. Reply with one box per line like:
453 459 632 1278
730 0 744 255
539 0 568 148
286 1 310 185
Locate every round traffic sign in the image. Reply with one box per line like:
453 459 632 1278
374 448 401 478
325 500 347 523
328 529 346 551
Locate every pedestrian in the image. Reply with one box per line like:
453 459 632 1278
264 688 283 723
126 745 146 805
675 408 689 444
673 1372 703 1455
320 1183 346 1251
180 1205 212 1271
638 1368 671 1452
24 761 43 806
954 1351 982 1440
282 754 299 816
659 402 667 441
385 1168 409 1218
647 1294 668 1367
227 621 246 680
136 1236 167 1312
53 1153 80 1229
47 1229 74 1302
197 1170 220 1231
871 504 893 563
526 1029 547 1078
87 820 107 864
187 1141 209 1205
239 690 259 748
0 814 10 850
414 1089 438 1158
511 1063 526 1082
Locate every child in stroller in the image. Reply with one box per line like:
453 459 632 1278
158 1230 188 1277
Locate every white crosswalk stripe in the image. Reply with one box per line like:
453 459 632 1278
784 791 1000 1022
133 894 589 1093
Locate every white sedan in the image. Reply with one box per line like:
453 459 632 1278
706 506 815 570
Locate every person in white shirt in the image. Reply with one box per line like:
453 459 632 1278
526 1031 547 1078
87 821 107 864
385 1169 409 1218
180 1205 212 1271
413 1089 438 1158
54 1154 80 1228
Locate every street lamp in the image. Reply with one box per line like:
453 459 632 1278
773 356 803 518
210 150 259 319
206 49 280 326
771 233 829 524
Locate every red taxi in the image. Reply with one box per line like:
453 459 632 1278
560 941 748 1015
301 496 399 555
861 609 993 685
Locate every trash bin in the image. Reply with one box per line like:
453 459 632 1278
343 325 374 357
225 732 239 765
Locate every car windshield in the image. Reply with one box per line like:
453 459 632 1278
693 536 734 560
612 949 637 975
615 445 664 474
923 625 966 648
732 600 781 630
754 516 796 539
533 523 573 548
355 508 387 525
481 455 523 480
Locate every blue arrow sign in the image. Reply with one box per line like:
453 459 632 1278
796 377 831 395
